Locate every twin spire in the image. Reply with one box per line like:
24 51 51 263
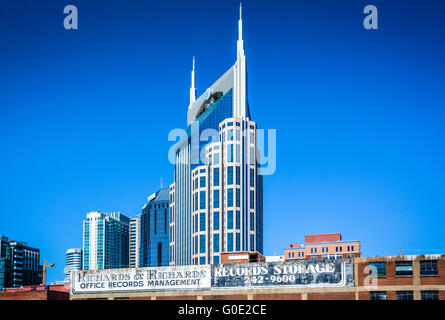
189 3 244 106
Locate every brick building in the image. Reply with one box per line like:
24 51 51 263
69 254 445 300
284 233 361 261
0 284 69 300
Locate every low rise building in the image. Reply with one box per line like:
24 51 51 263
284 233 361 261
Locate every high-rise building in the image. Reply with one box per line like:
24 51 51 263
129 215 141 268
0 236 42 290
140 189 169 267
82 212 130 270
64 248 82 282
169 5 263 266
191 117 263 265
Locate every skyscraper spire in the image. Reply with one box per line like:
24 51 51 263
190 56 196 105
237 3 244 55
234 3 247 118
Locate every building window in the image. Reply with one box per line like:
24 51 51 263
250 190 254 209
213 256 220 264
200 235 206 254
370 291 386 300
213 168 220 186
228 166 233 185
200 257 206 265
421 291 439 300
250 234 255 251
236 189 240 207
227 233 233 252
236 211 240 229
200 212 206 231
200 191 206 209
213 190 220 209
250 212 254 231
236 166 240 185
395 261 413 276
236 233 240 251
213 211 219 230
369 262 386 277
227 210 233 229
250 168 255 187
227 188 233 207
200 176 206 188
420 260 438 276
213 234 220 253
396 291 413 300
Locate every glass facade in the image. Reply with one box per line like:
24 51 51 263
141 189 169 267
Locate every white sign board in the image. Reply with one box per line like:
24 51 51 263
71 265 211 294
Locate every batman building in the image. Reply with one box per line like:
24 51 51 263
169 5 263 266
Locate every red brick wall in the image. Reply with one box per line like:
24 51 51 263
357 261 414 286
305 234 341 244
253 293 301 300
307 292 355 300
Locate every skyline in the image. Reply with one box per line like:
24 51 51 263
1 0 445 283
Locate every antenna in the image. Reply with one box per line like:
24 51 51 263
160 177 163 189
399 247 404 256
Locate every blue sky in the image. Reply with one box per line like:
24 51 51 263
1 0 444 282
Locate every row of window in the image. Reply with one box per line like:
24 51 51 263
369 260 438 277
193 211 256 232
370 291 439 300
193 189 255 210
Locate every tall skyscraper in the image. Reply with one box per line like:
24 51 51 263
0 236 42 290
129 215 141 268
140 189 169 267
64 248 82 282
170 5 262 266
82 212 130 270
191 117 263 265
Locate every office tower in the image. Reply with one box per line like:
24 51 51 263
129 215 141 268
64 248 82 282
82 212 130 270
140 189 169 267
0 236 42 290
169 5 262 266
191 117 263 265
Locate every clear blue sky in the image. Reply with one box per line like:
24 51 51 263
1 0 444 282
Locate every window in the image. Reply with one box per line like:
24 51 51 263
199 235 206 253
250 190 254 209
227 166 233 185
236 233 240 251
421 291 438 300
227 188 233 207
200 212 206 231
200 191 206 209
200 176 206 188
420 260 438 276
250 212 255 231
213 256 220 264
236 189 240 207
396 291 413 300
200 257 206 265
250 168 255 187
213 211 219 230
236 167 240 185
227 233 233 252
396 261 413 276
227 210 233 229
236 211 240 229
213 168 219 186
213 190 219 209
370 291 386 300
369 262 386 277
213 234 220 253
250 234 255 251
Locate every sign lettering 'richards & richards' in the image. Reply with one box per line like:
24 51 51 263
71 259 354 294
